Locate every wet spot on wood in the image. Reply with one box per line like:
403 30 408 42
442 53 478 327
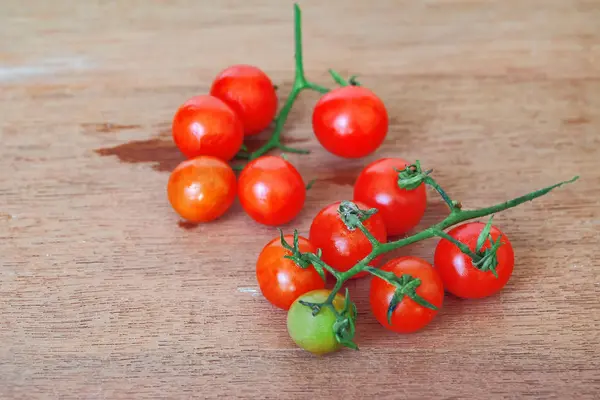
178 220 199 230
243 136 310 152
94 138 184 172
82 123 142 133
563 117 589 125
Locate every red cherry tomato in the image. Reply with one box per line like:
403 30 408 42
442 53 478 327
210 64 278 136
354 158 427 236
309 201 387 278
238 156 306 226
434 222 515 299
256 235 325 310
172 95 243 161
370 256 444 333
167 156 236 223
312 86 388 158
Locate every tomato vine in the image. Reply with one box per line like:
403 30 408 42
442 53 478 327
233 4 356 167
282 165 579 349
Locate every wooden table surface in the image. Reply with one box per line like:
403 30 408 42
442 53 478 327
1 0 599 398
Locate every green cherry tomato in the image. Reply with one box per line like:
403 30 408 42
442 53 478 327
287 289 345 355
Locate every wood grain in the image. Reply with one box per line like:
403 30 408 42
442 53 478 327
1 0 599 398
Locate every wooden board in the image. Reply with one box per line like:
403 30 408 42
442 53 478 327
1 0 599 398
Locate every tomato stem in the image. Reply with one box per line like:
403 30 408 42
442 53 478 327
235 4 331 163
328 69 349 86
291 173 579 350
434 229 477 258
398 161 459 210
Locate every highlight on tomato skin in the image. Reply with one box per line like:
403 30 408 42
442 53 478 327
287 289 346 355
354 157 427 237
369 256 444 334
171 94 244 161
256 235 325 310
210 64 278 136
237 156 306 226
308 200 387 279
167 156 237 223
434 222 515 299
311 85 388 159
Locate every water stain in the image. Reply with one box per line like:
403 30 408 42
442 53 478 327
563 117 589 125
94 138 184 172
178 220 199 230
83 123 142 133
243 136 309 152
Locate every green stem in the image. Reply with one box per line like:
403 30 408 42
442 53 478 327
435 229 477 258
239 4 330 162
328 69 349 86
424 175 457 210
357 223 380 247
310 175 579 302
292 171 578 352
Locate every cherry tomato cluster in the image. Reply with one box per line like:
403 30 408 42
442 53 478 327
257 160 517 355
167 64 307 226
165 4 577 356
166 63 388 225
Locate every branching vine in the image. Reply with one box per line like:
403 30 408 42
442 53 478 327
229 3 579 350
282 163 578 349
232 4 357 168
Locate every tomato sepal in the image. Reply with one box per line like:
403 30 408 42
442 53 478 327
280 229 327 282
367 267 439 326
471 218 505 279
397 160 460 210
337 201 379 231
299 288 359 351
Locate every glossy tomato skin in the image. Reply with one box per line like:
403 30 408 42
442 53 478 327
309 201 387 278
172 95 244 161
210 64 278 136
354 158 427 237
370 257 444 333
256 235 325 310
167 156 236 223
434 223 514 299
238 156 306 226
287 289 345 355
312 86 388 158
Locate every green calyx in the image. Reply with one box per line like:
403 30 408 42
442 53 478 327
397 160 430 190
333 289 358 350
437 216 504 278
300 288 358 351
337 201 378 231
397 160 459 210
280 229 327 282
470 216 503 278
368 268 438 325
